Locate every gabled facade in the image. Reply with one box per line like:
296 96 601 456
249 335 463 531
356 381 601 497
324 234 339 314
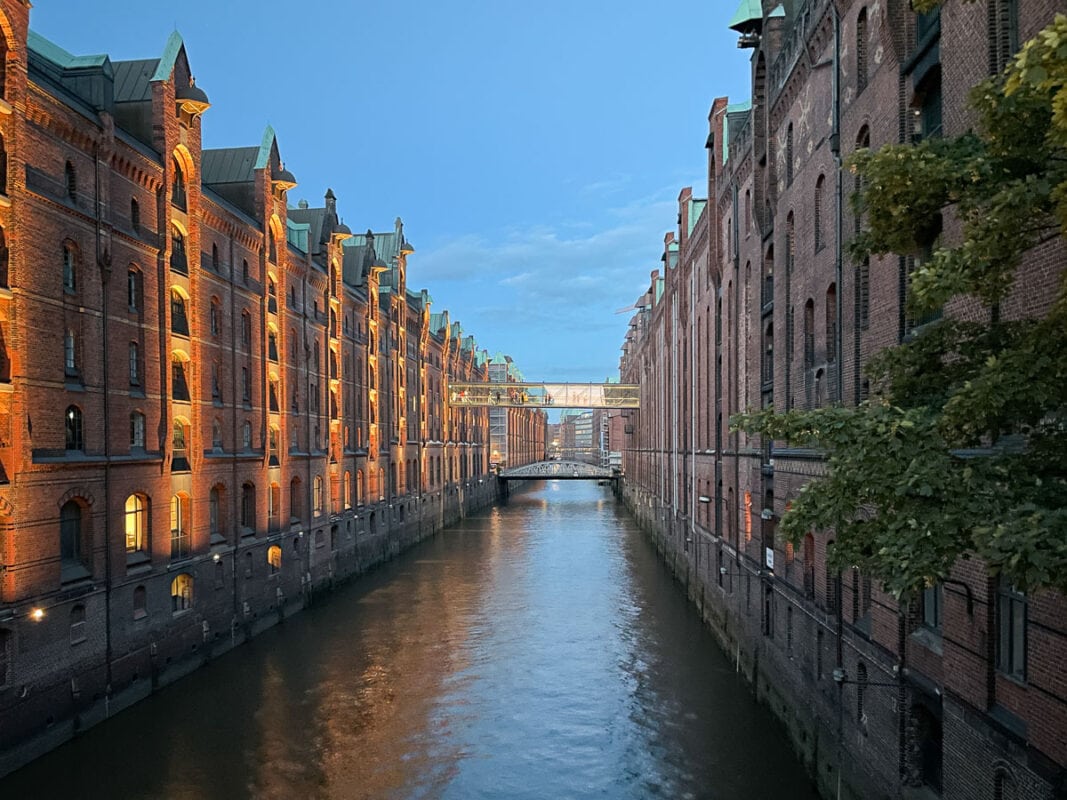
0 4 544 776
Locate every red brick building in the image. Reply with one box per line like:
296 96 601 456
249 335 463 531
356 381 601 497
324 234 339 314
621 0 1067 798
0 1 544 776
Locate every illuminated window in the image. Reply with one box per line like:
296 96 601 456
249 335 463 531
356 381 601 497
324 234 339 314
267 545 282 574
170 494 191 560
313 475 324 516
65 405 84 450
171 573 193 613
124 494 148 554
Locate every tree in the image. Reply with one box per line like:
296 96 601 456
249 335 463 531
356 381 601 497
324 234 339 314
733 15 1067 599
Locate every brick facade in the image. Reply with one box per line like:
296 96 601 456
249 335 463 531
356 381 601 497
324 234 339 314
621 0 1067 798
0 2 546 777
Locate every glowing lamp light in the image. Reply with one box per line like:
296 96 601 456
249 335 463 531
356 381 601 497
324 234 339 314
31 608 44 622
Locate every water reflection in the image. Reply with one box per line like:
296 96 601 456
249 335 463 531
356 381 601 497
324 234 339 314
2 482 816 800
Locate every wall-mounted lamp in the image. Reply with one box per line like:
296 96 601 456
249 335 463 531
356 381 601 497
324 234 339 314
212 552 221 563
698 495 712 503
31 608 44 622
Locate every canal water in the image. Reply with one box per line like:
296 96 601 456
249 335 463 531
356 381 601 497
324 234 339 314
2 482 817 800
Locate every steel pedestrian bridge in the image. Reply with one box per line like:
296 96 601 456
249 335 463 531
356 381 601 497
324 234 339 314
448 382 639 409
498 460 618 481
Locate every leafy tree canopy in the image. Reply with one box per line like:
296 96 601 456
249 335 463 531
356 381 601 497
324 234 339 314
734 15 1067 599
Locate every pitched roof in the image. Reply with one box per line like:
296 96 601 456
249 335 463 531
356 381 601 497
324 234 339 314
201 147 259 185
112 58 158 102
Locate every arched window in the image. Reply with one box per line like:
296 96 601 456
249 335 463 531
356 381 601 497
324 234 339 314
63 243 76 292
127 267 140 310
313 475 324 516
130 411 145 449
210 298 221 337
269 378 280 412
130 198 140 231
65 405 84 450
171 573 193 612
857 8 869 92
344 471 352 509
268 235 277 265
212 419 223 451
171 156 187 211
211 242 219 271
60 499 85 568
170 493 191 560
268 483 280 530
803 298 816 367
124 494 148 554
268 425 279 465
170 228 187 274
268 277 278 314
814 175 826 251
242 259 250 284
172 419 190 471
171 291 189 337
241 482 256 532
172 354 190 401
356 469 364 506
65 161 77 201
242 420 252 450
268 329 279 361
785 212 795 276
267 544 282 574
290 476 303 521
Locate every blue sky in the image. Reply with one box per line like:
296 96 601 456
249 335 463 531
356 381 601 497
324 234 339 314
31 1 751 381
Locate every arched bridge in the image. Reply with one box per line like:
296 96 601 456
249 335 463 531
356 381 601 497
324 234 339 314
498 460 618 481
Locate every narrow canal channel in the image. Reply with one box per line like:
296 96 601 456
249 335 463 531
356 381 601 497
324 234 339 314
2 482 817 800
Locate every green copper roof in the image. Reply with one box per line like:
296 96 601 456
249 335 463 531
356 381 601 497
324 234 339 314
722 99 752 163
255 125 277 170
28 31 109 70
728 0 763 30
769 4 786 18
151 31 185 82
688 199 707 235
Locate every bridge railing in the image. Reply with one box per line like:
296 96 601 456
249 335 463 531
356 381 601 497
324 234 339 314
448 382 640 409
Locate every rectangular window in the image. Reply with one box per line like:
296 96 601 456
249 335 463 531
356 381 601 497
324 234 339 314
921 584 942 631
996 582 1027 680
129 343 140 385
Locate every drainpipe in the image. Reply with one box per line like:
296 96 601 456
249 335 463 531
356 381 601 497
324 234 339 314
229 235 240 621
832 5 844 404
94 140 114 712
732 182 741 569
